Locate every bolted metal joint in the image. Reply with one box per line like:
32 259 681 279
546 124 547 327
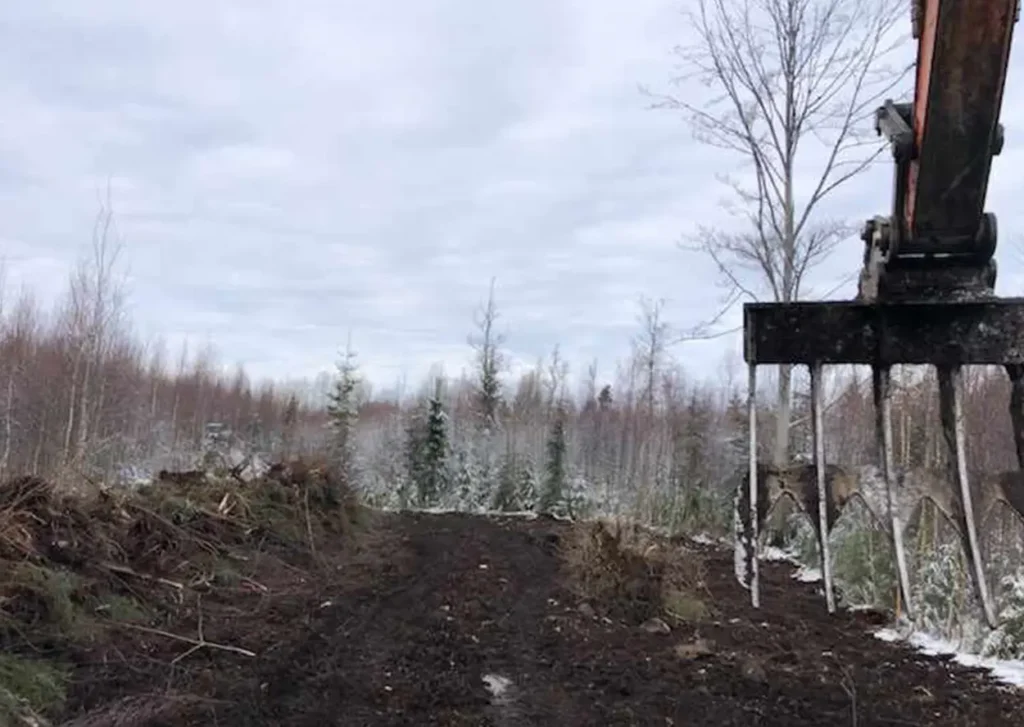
875 101 915 161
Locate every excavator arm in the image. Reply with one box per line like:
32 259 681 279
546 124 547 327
738 0 1024 628
862 0 1017 300
900 0 1015 258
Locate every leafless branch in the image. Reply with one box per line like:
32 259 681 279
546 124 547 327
645 0 911 333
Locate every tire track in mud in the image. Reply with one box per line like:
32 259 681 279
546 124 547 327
237 512 1024 726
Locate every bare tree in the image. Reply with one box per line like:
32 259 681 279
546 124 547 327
61 190 128 470
648 0 909 465
633 297 671 419
544 344 569 413
469 277 506 433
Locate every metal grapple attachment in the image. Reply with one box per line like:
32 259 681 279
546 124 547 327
738 324 1024 627
736 0 1022 627
739 227 1024 627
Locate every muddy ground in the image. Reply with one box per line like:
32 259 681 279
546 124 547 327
5 475 1024 726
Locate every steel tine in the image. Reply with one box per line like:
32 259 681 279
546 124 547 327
810 362 836 614
747 362 760 609
1006 364 1024 470
937 365 997 628
872 365 914 620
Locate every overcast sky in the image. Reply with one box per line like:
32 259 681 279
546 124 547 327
4 1 1024 393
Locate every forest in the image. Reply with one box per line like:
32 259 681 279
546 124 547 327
3 223 1024 663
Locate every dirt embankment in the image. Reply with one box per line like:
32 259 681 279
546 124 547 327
3 472 1024 726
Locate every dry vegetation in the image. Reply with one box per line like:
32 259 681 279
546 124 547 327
560 518 715 625
0 458 364 725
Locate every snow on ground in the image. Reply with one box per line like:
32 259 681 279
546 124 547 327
380 506 574 521
692 532 731 546
482 674 515 705
875 627 1024 688
763 549 1024 687
762 545 800 563
779 552 1024 689
793 566 823 583
770 548 1024 689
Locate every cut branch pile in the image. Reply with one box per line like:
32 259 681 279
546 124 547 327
0 458 363 725
560 518 714 624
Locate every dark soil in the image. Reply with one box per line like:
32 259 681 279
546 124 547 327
19 507 1024 726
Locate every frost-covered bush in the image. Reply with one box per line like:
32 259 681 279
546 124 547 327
562 473 597 519
910 540 972 640
828 509 897 609
982 571 1024 659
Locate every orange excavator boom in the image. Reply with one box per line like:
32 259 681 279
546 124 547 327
875 0 1018 267
738 0 1022 629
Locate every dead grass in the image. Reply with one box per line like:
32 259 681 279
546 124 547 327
559 517 715 623
58 693 226 727
0 653 68 725
0 457 366 724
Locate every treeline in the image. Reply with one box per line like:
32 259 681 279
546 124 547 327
346 357 1024 525
5 230 1022 530
0 220 330 483
336 293 1024 539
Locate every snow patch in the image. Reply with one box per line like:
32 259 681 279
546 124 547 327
491 510 541 520
376 506 564 521
762 546 800 564
794 566 823 583
733 538 748 586
482 674 514 705
874 627 1024 688
691 533 722 545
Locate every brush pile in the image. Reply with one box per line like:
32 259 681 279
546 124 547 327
0 459 362 725
559 518 714 624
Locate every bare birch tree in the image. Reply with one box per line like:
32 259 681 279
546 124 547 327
469 278 505 433
649 0 910 464
633 297 670 419
544 344 569 413
61 191 127 471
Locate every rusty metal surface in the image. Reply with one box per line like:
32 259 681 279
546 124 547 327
743 298 1024 366
739 0 1022 627
937 366 996 626
904 0 1016 248
864 263 997 302
872 366 914 618
1009 365 1024 468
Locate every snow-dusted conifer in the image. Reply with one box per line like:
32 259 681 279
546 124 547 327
539 405 568 514
326 337 360 492
405 378 451 507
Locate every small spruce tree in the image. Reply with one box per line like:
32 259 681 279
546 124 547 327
539 405 568 514
405 378 451 507
326 339 360 494
517 459 538 512
404 407 427 504
422 379 451 505
492 451 520 512
449 446 478 511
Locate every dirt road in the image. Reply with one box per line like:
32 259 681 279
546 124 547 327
9 465 1020 725
154 510 1023 727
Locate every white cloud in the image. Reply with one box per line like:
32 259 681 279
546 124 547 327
3 0 1024 392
